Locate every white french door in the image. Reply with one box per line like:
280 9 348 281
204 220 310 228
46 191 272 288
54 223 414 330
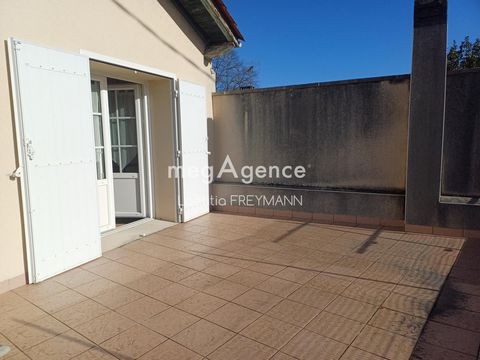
91 77 115 231
8 39 101 282
108 85 146 218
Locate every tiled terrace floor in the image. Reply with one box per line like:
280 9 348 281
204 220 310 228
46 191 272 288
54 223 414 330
0 213 465 360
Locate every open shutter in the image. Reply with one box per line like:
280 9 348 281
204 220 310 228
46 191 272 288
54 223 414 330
177 80 210 222
9 39 101 282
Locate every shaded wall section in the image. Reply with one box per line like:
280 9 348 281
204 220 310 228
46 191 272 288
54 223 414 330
442 69 480 198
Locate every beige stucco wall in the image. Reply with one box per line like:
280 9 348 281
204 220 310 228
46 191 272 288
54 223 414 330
0 0 216 290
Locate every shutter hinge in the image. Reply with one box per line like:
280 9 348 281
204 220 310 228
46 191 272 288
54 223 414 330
173 89 179 98
13 40 22 51
178 206 184 215
176 149 181 158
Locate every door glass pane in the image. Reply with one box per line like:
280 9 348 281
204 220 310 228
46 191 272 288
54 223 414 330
121 147 139 173
93 115 103 146
119 119 137 145
112 147 120 173
108 91 117 118
117 90 136 117
91 81 101 113
95 148 105 180
110 118 118 146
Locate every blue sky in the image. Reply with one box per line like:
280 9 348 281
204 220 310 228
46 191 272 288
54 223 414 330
224 0 480 88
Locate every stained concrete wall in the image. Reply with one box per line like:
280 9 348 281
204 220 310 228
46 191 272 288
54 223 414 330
442 69 480 197
212 71 480 224
211 75 410 219
212 75 411 193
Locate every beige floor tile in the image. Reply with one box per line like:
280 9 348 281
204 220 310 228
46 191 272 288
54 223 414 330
72 346 118 359
382 292 434 318
281 329 348 360
92 285 144 309
340 347 385 360
271 352 298 360
53 299 109 328
0 292 30 314
74 278 118 298
180 272 223 291
352 325 416 360
14 281 68 302
241 315 301 349
88 262 145 285
25 330 94 360
325 296 378 323
275 267 318 284
151 283 198 305
267 299 320 327
206 303 262 332
176 292 227 317
3 314 68 350
203 279 249 301
247 262 286 275
392 284 438 302
175 256 219 271
139 339 202 360
361 263 405 283
143 307 199 337
116 297 169 323
255 277 301 297
74 312 135 344
81 257 112 271
209 334 276 360
227 269 270 287
325 257 374 277
3 352 30 360
100 324 166 360
233 289 282 313
34 289 88 313
0 303 47 332
115 253 171 273
307 274 353 294
341 278 394 305
153 264 198 282
287 286 337 309
52 268 100 289
306 311 364 345
0 333 22 360
124 274 172 295
368 308 425 338
203 262 242 278
173 319 234 356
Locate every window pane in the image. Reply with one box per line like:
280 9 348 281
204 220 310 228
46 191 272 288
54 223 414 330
91 81 101 113
93 115 103 146
119 119 138 145
108 91 117 118
116 90 136 117
110 118 118 146
121 147 139 173
112 147 120 173
95 148 106 180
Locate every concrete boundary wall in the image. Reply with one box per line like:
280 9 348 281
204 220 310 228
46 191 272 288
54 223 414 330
211 70 480 230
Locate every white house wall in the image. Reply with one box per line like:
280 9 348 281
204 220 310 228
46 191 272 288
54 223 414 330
0 0 216 292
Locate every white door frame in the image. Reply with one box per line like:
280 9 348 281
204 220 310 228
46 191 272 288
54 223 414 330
91 75 116 231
